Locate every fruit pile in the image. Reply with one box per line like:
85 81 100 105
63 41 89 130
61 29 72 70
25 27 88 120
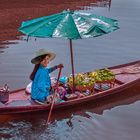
68 73 95 86
67 69 115 92
94 69 115 83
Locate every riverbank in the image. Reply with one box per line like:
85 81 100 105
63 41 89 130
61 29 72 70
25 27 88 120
0 0 110 47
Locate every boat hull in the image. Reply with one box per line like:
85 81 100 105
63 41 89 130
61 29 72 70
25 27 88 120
1 60 140 115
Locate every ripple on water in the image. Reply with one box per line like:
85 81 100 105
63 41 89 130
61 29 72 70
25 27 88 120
38 101 140 140
0 101 140 140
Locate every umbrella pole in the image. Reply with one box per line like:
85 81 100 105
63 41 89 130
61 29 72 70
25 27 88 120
69 39 75 93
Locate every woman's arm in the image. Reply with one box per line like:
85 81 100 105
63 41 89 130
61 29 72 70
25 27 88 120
48 65 58 73
48 64 64 73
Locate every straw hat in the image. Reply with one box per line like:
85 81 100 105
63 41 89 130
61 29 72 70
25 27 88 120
31 49 56 64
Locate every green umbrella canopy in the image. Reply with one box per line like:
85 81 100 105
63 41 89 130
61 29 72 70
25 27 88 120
19 10 119 39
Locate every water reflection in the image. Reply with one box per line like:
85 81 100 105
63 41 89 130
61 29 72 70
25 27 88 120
83 0 111 10
1 0 140 139
0 0 111 49
1 101 140 140
0 84 140 139
0 0 112 90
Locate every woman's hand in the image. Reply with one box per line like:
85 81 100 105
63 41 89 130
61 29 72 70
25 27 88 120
47 95 53 103
51 85 57 91
57 64 64 69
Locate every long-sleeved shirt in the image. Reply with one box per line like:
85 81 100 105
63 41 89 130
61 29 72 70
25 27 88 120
31 64 57 102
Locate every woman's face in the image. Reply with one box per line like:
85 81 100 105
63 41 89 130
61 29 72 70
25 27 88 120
41 55 50 67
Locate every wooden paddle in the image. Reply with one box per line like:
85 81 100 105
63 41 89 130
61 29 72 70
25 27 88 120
47 66 63 125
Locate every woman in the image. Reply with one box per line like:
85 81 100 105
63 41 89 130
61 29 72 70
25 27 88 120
30 49 63 104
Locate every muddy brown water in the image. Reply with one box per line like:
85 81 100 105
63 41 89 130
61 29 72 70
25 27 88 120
0 0 140 139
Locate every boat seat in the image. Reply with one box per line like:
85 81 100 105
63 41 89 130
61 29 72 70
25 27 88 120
6 100 32 107
115 78 124 84
0 102 5 107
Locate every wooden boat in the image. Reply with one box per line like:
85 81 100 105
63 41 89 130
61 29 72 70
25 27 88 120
1 60 140 115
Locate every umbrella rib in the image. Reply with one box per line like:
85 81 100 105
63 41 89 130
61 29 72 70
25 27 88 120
72 13 95 38
52 12 82 39
71 15 82 39
75 14 118 37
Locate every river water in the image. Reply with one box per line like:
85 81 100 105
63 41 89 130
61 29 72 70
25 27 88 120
0 0 140 139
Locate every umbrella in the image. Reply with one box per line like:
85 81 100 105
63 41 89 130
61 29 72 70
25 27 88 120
19 10 119 93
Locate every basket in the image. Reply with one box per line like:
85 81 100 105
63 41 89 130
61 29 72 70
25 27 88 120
0 84 10 103
0 90 9 103
68 84 94 93
94 79 115 91
76 85 94 92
